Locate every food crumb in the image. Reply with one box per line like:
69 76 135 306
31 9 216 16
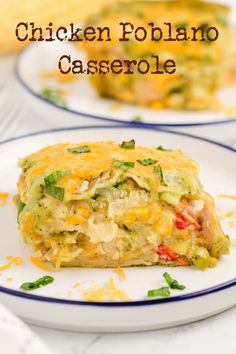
5 277 13 282
110 102 121 110
72 282 80 289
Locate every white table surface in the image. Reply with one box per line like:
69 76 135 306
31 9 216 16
1 53 236 354
30 306 236 354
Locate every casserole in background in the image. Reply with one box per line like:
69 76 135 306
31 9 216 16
81 0 231 110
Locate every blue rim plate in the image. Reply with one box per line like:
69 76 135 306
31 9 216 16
0 125 235 309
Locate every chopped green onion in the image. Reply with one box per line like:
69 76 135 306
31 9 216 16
45 182 65 201
44 170 71 185
40 87 67 107
131 115 143 123
92 193 100 200
153 165 167 186
20 275 54 291
113 178 129 188
112 160 135 169
137 158 157 166
156 146 171 152
67 145 90 154
147 287 170 298
17 202 26 223
120 139 135 149
163 272 186 290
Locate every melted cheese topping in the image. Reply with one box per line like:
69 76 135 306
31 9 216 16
20 141 197 183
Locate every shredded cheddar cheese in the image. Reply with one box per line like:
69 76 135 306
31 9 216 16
218 194 236 201
151 101 165 110
113 267 126 280
40 70 77 83
30 256 54 272
0 262 12 271
225 211 236 218
0 256 23 271
68 215 85 225
110 102 121 111
82 277 130 302
0 192 9 205
72 282 80 289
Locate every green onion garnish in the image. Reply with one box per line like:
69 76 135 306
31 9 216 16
147 287 170 298
112 160 135 169
20 275 54 291
153 165 167 186
44 170 71 184
137 158 157 166
67 145 90 154
40 87 67 107
120 140 135 149
131 115 143 123
163 272 186 290
17 202 26 223
156 146 171 151
45 183 65 201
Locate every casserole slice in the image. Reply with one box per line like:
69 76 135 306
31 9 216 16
17 140 230 270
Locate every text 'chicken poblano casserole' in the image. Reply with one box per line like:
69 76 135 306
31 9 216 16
16 140 230 270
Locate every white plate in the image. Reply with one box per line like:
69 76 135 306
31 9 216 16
0 126 236 332
15 42 236 127
0 302 52 354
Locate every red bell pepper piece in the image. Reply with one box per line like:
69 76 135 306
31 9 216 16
156 245 178 261
175 205 200 230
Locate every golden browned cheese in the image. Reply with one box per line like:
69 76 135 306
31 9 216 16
17 141 230 270
81 0 231 110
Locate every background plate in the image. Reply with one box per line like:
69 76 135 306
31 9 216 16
0 126 236 332
15 42 236 127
